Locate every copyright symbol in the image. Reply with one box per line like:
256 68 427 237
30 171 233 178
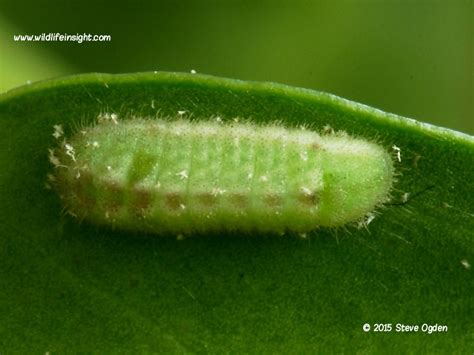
363 323 370 332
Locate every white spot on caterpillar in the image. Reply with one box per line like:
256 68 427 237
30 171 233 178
247 173 253 179
178 110 186 116
92 141 100 148
323 125 334 134
96 112 119 124
211 187 226 196
110 113 119 124
48 149 61 167
64 143 76 162
299 151 308 161
402 192 410 203
190 69 197 74
357 212 376 230
392 145 401 162
107 166 112 171
365 213 376 226
176 170 189 180
52 124 63 139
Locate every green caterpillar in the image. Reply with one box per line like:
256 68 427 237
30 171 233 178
49 114 394 236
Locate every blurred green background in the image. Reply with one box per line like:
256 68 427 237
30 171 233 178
0 0 472 134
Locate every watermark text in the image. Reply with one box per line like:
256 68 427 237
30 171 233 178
13 33 111 44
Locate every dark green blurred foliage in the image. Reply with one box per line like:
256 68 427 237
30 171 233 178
1 0 472 133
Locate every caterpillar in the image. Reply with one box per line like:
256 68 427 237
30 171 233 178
48 114 394 236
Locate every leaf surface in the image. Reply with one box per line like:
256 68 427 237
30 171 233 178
0 72 472 352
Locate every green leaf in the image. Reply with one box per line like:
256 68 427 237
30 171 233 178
1 72 472 352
